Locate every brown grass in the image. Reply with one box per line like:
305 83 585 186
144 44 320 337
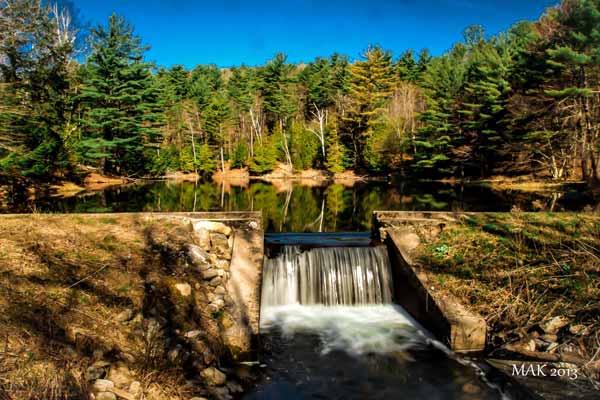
413 212 600 377
0 214 225 399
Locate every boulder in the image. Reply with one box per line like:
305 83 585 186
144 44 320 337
193 227 212 251
210 233 230 255
193 221 232 237
202 269 219 280
200 367 227 386
214 285 226 295
188 245 211 267
209 276 222 287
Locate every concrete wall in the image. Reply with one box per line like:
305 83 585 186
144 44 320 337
374 211 487 353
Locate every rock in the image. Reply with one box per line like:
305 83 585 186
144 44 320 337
541 316 569 334
214 285 226 295
128 381 142 397
207 304 220 314
95 393 117 400
540 334 558 343
248 221 258 230
200 367 227 386
210 233 230 253
193 221 232 237
112 387 136 400
175 283 192 297
212 298 225 309
190 398 209 400
92 379 115 393
209 276 222 287
188 245 211 267
107 362 134 389
116 309 135 323
506 339 536 353
118 352 136 364
193 228 212 251
185 330 202 339
215 259 229 270
547 342 560 353
202 268 220 280
86 361 111 381
569 324 590 336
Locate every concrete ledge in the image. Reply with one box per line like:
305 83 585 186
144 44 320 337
375 211 487 353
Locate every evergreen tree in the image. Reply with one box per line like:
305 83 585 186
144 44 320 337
415 43 468 174
260 53 296 130
544 0 600 180
79 13 162 175
0 0 77 180
396 50 419 83
345 46 397 168
325 125 347 173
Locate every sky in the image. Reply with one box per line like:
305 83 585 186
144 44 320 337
72 0 559 68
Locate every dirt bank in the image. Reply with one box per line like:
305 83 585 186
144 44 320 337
0 214 259 400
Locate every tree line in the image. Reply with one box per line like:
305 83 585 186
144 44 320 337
1 0 599 184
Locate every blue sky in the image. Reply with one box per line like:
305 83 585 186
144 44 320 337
72 0 558 68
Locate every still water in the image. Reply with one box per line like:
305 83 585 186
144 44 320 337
2 179 595 232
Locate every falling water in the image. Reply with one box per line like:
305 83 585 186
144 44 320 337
261 245 393 308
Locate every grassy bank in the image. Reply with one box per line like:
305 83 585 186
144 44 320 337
0 214 246 399
413 212 600 378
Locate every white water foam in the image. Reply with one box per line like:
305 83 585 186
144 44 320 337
260 304 434 356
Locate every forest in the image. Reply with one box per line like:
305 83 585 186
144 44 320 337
0 0 599 184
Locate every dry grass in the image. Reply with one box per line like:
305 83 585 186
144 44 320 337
414 212 600 376
0 214 223 399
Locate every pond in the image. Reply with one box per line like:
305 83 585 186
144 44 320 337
1 178 595 232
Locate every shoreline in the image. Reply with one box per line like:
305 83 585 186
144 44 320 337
0 170 594 202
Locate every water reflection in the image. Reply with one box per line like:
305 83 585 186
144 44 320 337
2 179 596 232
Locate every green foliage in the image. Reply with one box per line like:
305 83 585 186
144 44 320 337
2 0 599 183
230 142 249 169
325 126 347 173
78 13 163 175
196 144 217 176
290 124 318 170
345 46 397 169
0 0 76 180
249 139 279 174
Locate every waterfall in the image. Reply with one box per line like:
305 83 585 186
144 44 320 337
261 246 393 307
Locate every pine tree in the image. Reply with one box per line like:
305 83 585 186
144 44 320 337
0 0 77 180
345 46 397 169
325 125 346 173
260 53 296 130
79 13 162 175
544 0 600 180
414 43 468 175
396 50 419 83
